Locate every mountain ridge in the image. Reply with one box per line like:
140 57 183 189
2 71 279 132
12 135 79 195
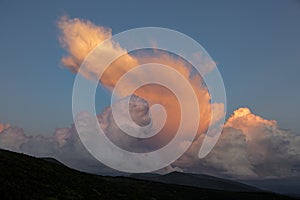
131 171 261 192
0 148 295 199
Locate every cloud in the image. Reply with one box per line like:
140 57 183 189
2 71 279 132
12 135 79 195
52 125 110 174
0 104 300 178
57 16 113 73
0 125 58 157
0 126 28 152
0 122 10 133
174 108 300 179
1 17 298 178
57 16 139 89
57 16 220 141
0 123 112 174
223 108 300 178
97 95 156 152
0 96 157 174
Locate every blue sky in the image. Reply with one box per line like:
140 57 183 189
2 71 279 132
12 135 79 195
0 0 300 135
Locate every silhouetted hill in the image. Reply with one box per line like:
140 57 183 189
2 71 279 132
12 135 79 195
131 171 261 192
41 157 64 165
242 177 300 198
0 149 295 199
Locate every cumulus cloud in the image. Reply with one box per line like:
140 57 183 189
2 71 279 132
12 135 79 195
0 122 10 133
174 108 300 179
1 102 300 179
0 96 157 174
1 17 298 179
223 108 300 178
57 16 221 141
97 95 156 152
0 125 59 157
0 123 112 174
52 125 111 174
57 16 139 88
0 126 29 152
57 16 113 73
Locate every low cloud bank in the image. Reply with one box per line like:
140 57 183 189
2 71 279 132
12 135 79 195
1 100 299 178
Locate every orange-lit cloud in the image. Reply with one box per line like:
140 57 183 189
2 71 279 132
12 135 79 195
225 107 277 142
57 16 218 142
54 17 300 178
0 122 10 133
58 16 112 73
57 16 139 88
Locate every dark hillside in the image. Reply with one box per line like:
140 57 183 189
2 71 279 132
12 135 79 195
0 149 295 200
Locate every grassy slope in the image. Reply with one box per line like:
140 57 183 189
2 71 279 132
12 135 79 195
0 149 294 200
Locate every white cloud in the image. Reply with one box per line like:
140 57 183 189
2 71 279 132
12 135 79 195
0 126 29 152
1 106 299 178
174 108 300 178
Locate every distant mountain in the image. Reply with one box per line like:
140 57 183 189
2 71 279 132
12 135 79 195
0 149 295 199
41 157 64 165
241 177 300 198
131 172 261 192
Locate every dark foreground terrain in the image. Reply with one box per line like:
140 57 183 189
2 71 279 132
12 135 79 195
0 149 295 200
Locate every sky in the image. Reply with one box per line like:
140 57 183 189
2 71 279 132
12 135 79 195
0 0 300 135
1 1 300 192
